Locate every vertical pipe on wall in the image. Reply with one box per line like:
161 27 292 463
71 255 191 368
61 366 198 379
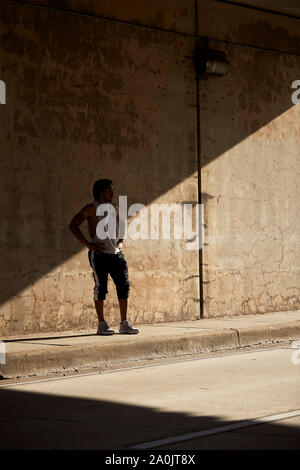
195 0 204 318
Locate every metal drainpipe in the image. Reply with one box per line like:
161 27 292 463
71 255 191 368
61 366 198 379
195 0 204 319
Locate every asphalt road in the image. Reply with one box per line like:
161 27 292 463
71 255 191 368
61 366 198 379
0 345 299 450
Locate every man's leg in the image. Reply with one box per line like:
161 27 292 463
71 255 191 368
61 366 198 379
110 253 130 322
118 298 128 323
111 253 139 334
94 299 114 334
88 250 112 333
94 299 105 323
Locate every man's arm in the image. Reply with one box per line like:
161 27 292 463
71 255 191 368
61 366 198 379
69 204 94 250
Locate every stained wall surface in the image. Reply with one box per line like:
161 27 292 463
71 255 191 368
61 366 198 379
0 0 299 336
198 1 300 316
0 0 198 335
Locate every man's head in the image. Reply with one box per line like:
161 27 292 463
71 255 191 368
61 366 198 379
93 179 114 202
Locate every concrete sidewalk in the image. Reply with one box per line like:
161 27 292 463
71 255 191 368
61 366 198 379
1 311 300 379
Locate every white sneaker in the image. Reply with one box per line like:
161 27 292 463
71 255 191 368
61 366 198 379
97 321 115 336
119 320 140 335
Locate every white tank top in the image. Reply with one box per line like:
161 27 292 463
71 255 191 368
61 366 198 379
91 200 120 254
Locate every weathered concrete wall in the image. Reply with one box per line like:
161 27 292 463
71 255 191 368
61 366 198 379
0 0 299 336
198 1 300 316
198 0 300 54
0 0 198 336
16 0 195 35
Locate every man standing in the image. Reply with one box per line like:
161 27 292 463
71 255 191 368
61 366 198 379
69 178 140 335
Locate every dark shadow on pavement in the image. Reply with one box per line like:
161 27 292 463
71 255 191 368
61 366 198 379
0 388 299 450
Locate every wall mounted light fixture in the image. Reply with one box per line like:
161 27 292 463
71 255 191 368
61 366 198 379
205 60 229 76
195 42 229 77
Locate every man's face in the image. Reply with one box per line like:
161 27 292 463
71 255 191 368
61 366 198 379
103 184 114 202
